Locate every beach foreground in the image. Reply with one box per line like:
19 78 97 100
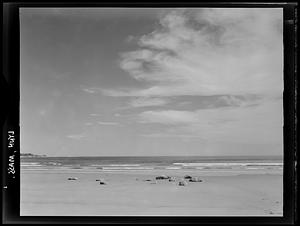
21 168 282 216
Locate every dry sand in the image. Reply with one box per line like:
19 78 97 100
21 169 283 216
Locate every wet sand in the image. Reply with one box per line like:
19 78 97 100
21 169 283 216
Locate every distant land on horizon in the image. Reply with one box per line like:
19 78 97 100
20 153 47 158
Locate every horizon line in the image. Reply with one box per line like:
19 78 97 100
21 154 283 158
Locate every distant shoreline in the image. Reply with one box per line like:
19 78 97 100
20 154 283 158
20 153 47 158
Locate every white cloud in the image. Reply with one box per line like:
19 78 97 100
129 97 169 107
82 88 97 94
140 133 204 138
38 109 47 116
102 8 282 98
139 110 198 124
66 134 86 139
81 86 102 94
139 99 283 144
216 95 262 107
97 121 120 126
82 9 283 148
89 113 101 116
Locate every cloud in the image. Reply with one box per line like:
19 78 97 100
82 88 97 94
139 110 198 124
66 134 86 139
80 9 283 147
89 113 101 116
81 87 102 94
140 133 204 138
215 95 262 108
129 97 169 108
138 99 282 143
102 8 282 98
97 121 120 126
38 109 47 116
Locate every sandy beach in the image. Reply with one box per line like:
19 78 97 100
21 168 283 216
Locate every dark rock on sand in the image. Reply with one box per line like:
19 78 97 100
156 175 170 180
144 179 152 182
189 177 203 182
178 181 187 186
184 175 192 179
68 177 78 180
168 177 176 182
99 181 107 185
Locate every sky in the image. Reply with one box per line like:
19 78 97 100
20 8 283 157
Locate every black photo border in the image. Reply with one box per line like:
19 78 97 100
2 1 298 224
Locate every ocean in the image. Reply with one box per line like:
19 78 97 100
21 155 283 172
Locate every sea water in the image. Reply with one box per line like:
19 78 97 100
21 155 283 172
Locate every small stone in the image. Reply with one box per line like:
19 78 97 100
178 181 187 186
189 177 202 182
168 177 176 182
155 175 170 180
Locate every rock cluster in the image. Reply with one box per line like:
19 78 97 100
189 177 203 182
178 181 187 186
168 177 176 182
96 179 107 185
148 175 203 186
155 175 170 180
